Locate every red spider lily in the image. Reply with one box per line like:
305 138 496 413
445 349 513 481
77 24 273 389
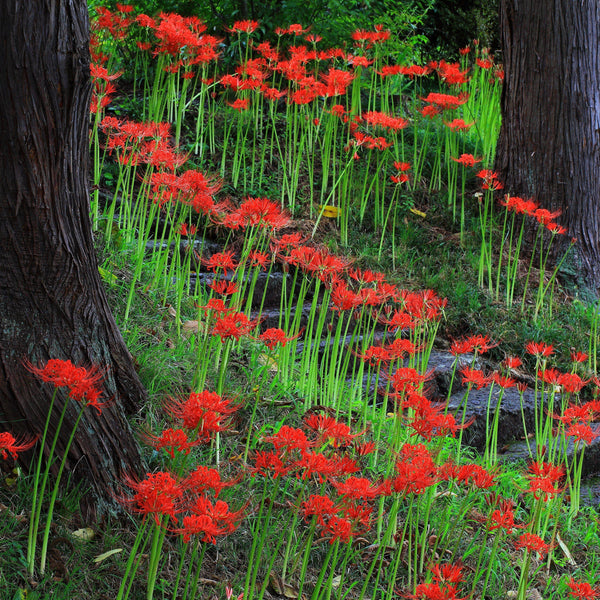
527 460 564 501
362 111 408 131
182 465 235 496
567 578 600 599
430 563 464 586
451 153 481 167
476 169 503 190
175 495 244 543
437 60 469 85
502 356 523 369
534 207 562 225
208 279 239 296
0 431 39 460
499 195 539 216
393 443 439 495
444 119 473 131
450 334 496 356
386 338 419 360
296 451 359 482
408 581 465 600
233 196 290 230
331 476 391 501
176 222 198 236
248 250 271 270
228 98 250 111
229 20 259 34
211 311 256 342
199 297 234 317
525 341 554 357
321 67 355 96
407 401 472 441
515 532 551 558
558 372 590 393
538 367 561 386
250 450 293 478
571 350 588 363
356 345 391 366
142 428 200 459
121 471 183 522
459 366 489 389
330 283 361 312
390 367 433 393
421 92 469 110
258 327 301 350
476 57 493 69
303 414 363 447
456 463 496 489
491 372 515 388
203 250 238 276
488 502 522 534
301 494 339 526
167 390 237 432
565 422 599 445
263 425 313 453
26 358 105 413
383 309 416 331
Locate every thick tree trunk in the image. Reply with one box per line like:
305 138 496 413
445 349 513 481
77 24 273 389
0 1 145 515
496 0 600 291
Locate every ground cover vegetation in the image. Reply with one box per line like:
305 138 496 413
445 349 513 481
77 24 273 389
2 3 600 599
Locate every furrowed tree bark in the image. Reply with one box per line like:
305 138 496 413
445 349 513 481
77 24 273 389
0 1 145 515
496 0 600 292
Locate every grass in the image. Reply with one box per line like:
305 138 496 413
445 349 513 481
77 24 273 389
1 6 600 600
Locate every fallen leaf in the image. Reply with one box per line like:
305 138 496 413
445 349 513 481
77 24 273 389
71 527 94 541
93 548 123 563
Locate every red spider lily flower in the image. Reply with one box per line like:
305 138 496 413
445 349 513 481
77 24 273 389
203 250 238 276
499 194 540 216
527 460 564 501
228 98 249 111
457 463 497 489
408 401 472 441
546 221 567 235
393 443 439 495
208 279 239 296
258 327 301 350
0 431 39 460
356 345 391 366
383 309 416 331
538 368 562 386
175 495 244 543
176 222 198 236
234 196 291 230
142 428 200 459
321 67 355 96
386 338 419 360
491 372 515 388
303 414 363 447
391 173 409 184
515 532 551 558
393 161 411 172
408 581 465 600
305 33 322 43
451 153 482 168
167 390 237 431
26 358 105 413
525 341 554 357
263 425 313 453
229 20 259 34
200 297 234 318
301 494 339 526
121 471 183 522
248 250 271 270
444 119 474 131
251 450 293 478
421 92 469 109
323 514 355 543
566 422 599 446
390 367 433 393
476 169 504 190
571 350 589 363
211 311 256 342
437 60 469 85
502 356 523 369
330 283 361 312
567 579 600 599
488 502 522 534
534 207 562 225
430 562 464 586
558 372 589 394
362 111 408 131
296 451 339 482
459 46 471 55
182 465 235 496
331 476 391 501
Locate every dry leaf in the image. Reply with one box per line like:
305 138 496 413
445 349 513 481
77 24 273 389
71 527 94 541
93 548 122 563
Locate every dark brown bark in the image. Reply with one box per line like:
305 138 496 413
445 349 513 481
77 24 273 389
0 1 145 515
496 0 600 291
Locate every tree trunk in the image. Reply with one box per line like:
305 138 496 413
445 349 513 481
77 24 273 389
0 0 145 516
496 0 600 291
